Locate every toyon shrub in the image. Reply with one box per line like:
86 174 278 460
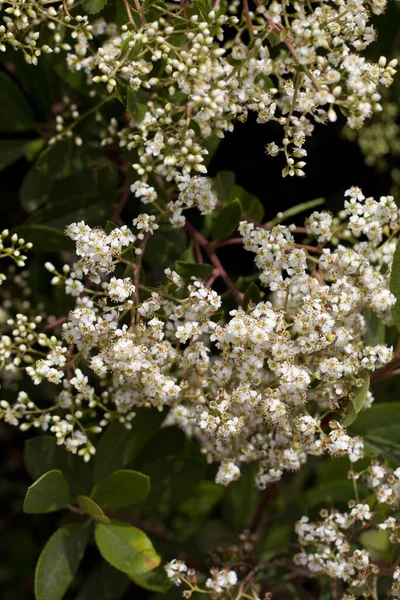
1 0 400 599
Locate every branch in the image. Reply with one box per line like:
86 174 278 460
43 316 67 331
185 221 243 305
370 353 400 384
112 175 131 225
250 482 276 534
133 211 167 309
253 0 321 91
123 0 136 26
243 0 254 40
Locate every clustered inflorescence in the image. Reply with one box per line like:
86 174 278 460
0 186 397 473
2 0 400 598
0 0 397 194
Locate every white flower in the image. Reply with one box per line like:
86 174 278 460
215 461 240 486
206 569 237 593
165 559 187 586
107 277 135 303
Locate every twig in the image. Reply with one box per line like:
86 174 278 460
213 237 243 249
243 0 254 40
250 483 276 534
240 557 312 589
112 176 131 225
194 240 204 264
123 0 136 26
43 316 67 331
295 243 322 255
133 0 147 26
205 270 219 288
185 221 243 305
66 343 75 380
180 0 187 20
133 211 167 310
330 580 339 600
253 0 321 91
370 353 400 384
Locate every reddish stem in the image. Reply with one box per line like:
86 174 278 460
253 0 321 90
133 211 167 310
295 243 322 255
112 174 131 225
243 0 254 40
185 221 243 305
43 316 67 331
213 237 243 249
371 354 400 384
250 482 276 534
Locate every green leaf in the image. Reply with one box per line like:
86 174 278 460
77 495 111 523
93 409 165 482
82 0 108 13
25 138 46 161
24 469 69 514
390 238 400 332
127 89 148 123
222 464 260 531
35 140 95 180
212 199 242 241
47 52 87 92
260 75 274 90
243 282 261 310
229 184 264 221
179 481 224 519
213 172 264 221
304 481 358 509
259 524 292 558
20 167 54 212
0 72 36 132
342 374 370 428
0 139 31 172
3 51 59 118
274 198 325 224
145 224 188 278
12 224 74 252
134 426 186 466
141 456 206 508
201 134 221 168
360 529 391 561
192 0 211 19
364 308 385 346
93 470 150 508
130 567 172 593
24 436 92 500
75 562 129 600
350 402 400 462
35 523 88 600
267 30 281 47
25 159 118 227
351 402 400 433
175 261 214 280
214 171 236 202
94 520 161 575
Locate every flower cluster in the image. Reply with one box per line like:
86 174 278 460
3 2 400 596
1 1 396 198
0 188 398 487
0 229 32 274
0 0 92 64
293 461 400 597
295 507 376 590
165 559 240 599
